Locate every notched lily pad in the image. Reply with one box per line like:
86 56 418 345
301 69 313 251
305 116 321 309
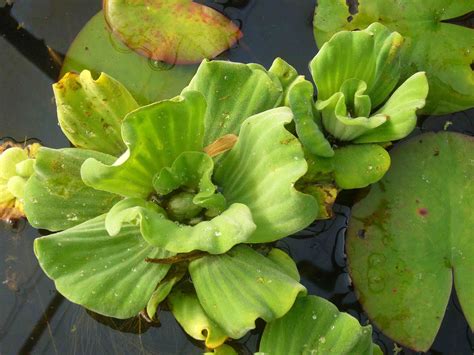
61 12 197 105
314 0 474 114
347 132 474 351
104 0 242 64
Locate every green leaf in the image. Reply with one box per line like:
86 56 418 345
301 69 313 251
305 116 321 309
214 107 319 243
183 60 283 145
268 57 305 106
189 245 306 339
53 70 138 156
146 266 186 320
310 22 427 142
168 284 228 348
313 1 474 114
81 91 206 198
0 147 28 180
347 132 474 351
34 215 172 319
104 0 241 65
332 144 391 189
288 80 334 158
259 295 381 355
24 148 120 231
204 344 238 355
153 151 226 213
61 11 197 106
106 198 256 254
354 72 429 143
266 248 300 281
310 22 403 107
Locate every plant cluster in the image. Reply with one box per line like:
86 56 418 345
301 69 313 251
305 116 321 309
2 0 473 353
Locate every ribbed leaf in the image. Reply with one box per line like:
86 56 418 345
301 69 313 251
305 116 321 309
268 57 305 106
24 148 120 231
189 245 307 339
81 91 206 198
313 0 474 114
316 85 387 142
310 22 403 106
183 60 283 144
354 72 429 143
34 215 172 318
168 284 228 348
153 151 226 213
332 145 391 189
288 80 334 157
105 198 256 254
53 70 138 156
259 295 381 354
104 0 241 65
214 107 319 243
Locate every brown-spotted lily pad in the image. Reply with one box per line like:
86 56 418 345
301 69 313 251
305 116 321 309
104 0 242 64
347 132 474 351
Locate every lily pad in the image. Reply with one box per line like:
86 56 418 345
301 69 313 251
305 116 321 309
61 12 197 105
313 0 474 114
259 295 382 354
104 0 242 65
347 132 474 351
189 245 306 339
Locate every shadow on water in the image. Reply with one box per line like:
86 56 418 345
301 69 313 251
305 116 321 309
0 0 473 354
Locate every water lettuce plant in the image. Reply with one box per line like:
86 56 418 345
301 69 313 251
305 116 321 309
23 64 318 345
0 142 40 221
347 132 474 351
310 23 428 144
314 0 474 115
4 3 435 349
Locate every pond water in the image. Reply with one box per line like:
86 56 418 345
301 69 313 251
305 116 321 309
1 1 473 354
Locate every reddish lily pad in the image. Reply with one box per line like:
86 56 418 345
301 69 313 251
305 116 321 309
347 132 474 351
104 0 242 65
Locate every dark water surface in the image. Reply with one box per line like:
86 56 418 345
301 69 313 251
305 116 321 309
1 1 473 354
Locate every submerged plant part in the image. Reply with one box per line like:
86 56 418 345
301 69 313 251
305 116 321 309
104 0 242 64
259 295 382 354
310 23 428 143
347 132 474 351
26 66 317 340
314 0 474 115
0 142 40 221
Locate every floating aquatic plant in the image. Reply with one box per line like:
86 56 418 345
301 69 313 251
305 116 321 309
310 23 428 143
104 0 242 64
25 64 317 345
10 0 434 348
314 0 474 115
347 132 474 351
0 141 40 221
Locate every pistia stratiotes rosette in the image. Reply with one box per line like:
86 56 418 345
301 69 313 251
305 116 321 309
24 65 317 344
0 142 40 221
310 23 429 144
